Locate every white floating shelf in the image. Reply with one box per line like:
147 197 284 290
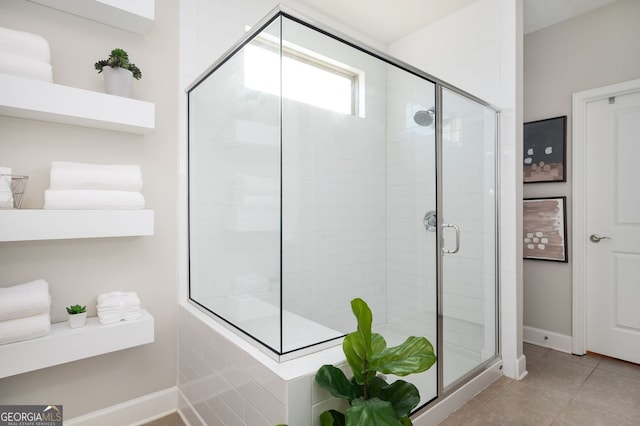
0 310 154 379
28 0 155 35
0 74 155 134
0 209 154 242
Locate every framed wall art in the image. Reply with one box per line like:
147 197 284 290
523 196 568 262
523 116 567 183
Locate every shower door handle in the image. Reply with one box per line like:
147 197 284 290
442 223 460 254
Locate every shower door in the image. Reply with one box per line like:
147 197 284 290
439 87 498 390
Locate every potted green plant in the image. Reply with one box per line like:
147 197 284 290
315 298 437 426
94 48 142 97
66 304 87 329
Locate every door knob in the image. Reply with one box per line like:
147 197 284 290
589 234 611 243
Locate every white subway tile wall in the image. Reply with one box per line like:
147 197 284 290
178 306 352 425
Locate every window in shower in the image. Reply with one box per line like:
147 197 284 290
244 38 361 115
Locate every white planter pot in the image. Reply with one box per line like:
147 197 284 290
103 66 133 97
68 312 87 329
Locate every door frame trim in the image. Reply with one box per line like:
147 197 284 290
571 78 640 355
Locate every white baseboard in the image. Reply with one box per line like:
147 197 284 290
177 387 205 426
523 325 572 354
501 352 528 380
64 387 179 426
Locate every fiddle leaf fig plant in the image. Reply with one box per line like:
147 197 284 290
94 48 142 80
315 298 437 426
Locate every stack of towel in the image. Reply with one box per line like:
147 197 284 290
0 279 51 345
44 161 145 210
96 291 142 325
0 166 14 208
0 26 53 82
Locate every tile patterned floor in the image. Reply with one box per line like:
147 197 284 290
143 344 640 425
439 343 640 425
141 412 186 426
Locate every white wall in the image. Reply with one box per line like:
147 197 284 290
0 0 179 419
523 0 640 337
388 0 524 379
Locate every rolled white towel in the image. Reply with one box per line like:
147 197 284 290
43 189 145 210
0 168 14 209
96 291 140 308
0 167 11 194
0 279 51 322
0 189 13 209
50 161 143 192
0 26 51 63
0 313 50 345
0 52 53 82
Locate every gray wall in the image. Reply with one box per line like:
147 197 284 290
0 0 179 418
523 0 640 336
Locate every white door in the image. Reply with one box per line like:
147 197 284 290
585 89 640 363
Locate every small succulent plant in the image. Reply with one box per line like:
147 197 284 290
66 304 87 315
95 48 142 80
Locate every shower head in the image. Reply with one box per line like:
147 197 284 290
414 108 435 127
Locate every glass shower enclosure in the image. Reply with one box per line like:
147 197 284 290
188 7 498 408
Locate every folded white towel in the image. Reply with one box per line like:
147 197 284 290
0 313 50 345
0 279 51 322
97 291 140 308
0 52 53 82
96 291 142 324
0 26 51 63
50 161 143 192
43 189 145 210
97 305 141 314
97 309 142 325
